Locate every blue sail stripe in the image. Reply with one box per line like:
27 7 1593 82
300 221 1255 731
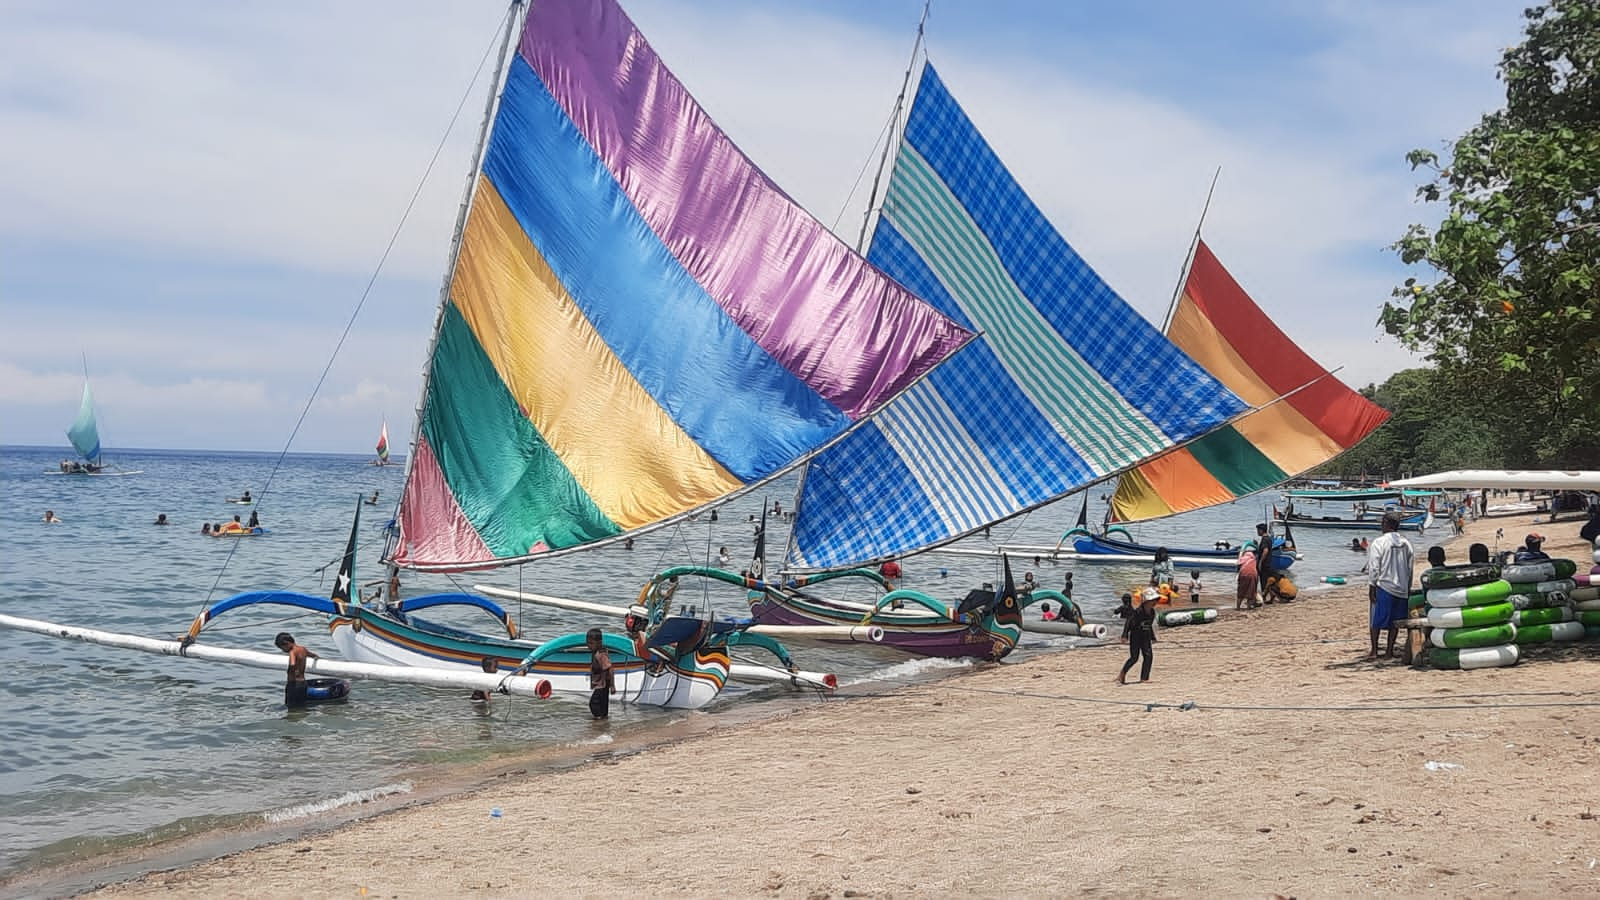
901 66 1246 433
788 426 948 569
870 218 1094 502
785 63 1246 571
875 388 1014 530
482 57 849 482
888 145 1168 454
884 147 1165 469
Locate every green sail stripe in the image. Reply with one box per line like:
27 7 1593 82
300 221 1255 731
884 146 1169 468
422 304 622 556
1181 426 1289 497
885 150 1162 466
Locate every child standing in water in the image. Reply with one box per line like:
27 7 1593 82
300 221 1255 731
586 628 615 720
470 656 497 703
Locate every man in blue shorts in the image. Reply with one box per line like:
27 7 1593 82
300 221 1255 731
1365 512 1414 660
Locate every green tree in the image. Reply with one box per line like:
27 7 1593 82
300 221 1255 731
1314 367 1512 478
1383 0 1600 463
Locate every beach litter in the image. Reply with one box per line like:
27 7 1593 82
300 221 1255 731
1424 761 1465 772
491 807 503 818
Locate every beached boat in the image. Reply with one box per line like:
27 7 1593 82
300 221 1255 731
327 0 973 701
1283 487 1402 502
1277 507 1430 532
187 510 837 707
46 374 142 477
4 0 972 709
1064 527 1298 573
736 56 1255 658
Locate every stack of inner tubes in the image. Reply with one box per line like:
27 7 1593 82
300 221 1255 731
1422 564 1520 669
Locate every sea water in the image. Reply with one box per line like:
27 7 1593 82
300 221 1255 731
0 444 1397 883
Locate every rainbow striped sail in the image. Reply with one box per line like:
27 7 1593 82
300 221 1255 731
1109 240 1391 521
784 65 1249 572
392 1 973 572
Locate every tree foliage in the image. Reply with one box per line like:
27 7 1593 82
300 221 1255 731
1321 365 1596 480
1383 0 1600 458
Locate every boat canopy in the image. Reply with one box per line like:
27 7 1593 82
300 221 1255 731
1389 470 1600 491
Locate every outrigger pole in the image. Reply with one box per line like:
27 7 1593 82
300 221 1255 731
0 613 554 699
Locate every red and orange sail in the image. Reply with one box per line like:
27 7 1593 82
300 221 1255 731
1109 240 1389 521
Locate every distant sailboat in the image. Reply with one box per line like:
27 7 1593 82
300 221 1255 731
371 420 392 466
51 375 141 477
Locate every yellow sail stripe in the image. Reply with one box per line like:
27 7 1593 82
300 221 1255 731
1166 297 1279 406
450 176 741 527
1168 295 1344 472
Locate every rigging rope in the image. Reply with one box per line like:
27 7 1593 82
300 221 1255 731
193 6 516 617
937 683 1600 714
192 3 518 614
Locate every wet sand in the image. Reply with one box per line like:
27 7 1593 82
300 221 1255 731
71 511 1600 897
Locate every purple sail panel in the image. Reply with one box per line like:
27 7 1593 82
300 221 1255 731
518 0 971 420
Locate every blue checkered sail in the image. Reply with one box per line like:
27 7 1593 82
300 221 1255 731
785 65 1249 571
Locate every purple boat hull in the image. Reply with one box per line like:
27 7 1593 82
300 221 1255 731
747 594 1018 661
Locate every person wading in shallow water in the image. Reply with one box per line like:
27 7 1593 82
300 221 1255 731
274 632 318 708
586 628 615 720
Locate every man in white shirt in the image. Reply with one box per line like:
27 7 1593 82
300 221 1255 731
1366 512 1415 660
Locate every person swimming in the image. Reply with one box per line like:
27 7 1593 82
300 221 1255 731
366 490 380 505
42 510 62 524
154 513 169 526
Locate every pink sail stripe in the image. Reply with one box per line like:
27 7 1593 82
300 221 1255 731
393 434 496 569
518 0 970 419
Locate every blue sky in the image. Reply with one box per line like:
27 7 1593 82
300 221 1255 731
0 0 1521 453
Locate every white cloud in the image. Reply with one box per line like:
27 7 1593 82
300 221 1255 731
0 0 1520 450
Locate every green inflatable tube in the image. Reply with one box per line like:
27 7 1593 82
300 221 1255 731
1512 606 1572 627
1578 610 1600 627
1428 622 1517 649
1502 559 1578 584
1428 644 1519 670
1506 578 1576 596
1421 564 1501 590
1512 621 1584 644
1586 624 1600 640
1424 579 1511 608
1424 601 1513 629
1408 591 1426 611
1158 607 1217 626
1512 592 1565 611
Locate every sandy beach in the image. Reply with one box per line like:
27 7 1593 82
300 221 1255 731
56 510 1600 897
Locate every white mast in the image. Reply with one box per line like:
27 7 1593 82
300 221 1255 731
390 1 528 570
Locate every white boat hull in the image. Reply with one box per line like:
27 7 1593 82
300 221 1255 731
329 620 725 710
